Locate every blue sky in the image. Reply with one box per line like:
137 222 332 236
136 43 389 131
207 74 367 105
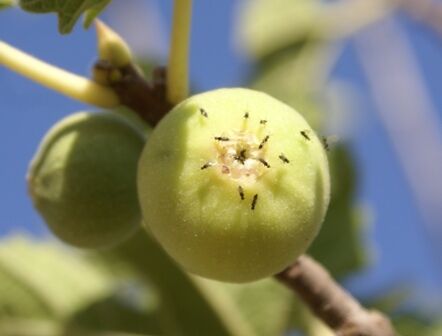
0 0 441 310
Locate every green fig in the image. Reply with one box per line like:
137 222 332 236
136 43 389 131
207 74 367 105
137 88 330 282
28 111 146 249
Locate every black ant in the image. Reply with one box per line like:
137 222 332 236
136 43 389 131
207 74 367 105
214 136 230 141
279 154 290 164
200 108 208 118
259 135 270 149
257 158 270 168
238 186 245 200
200 162 213 170
251 194 258 210
300 130 310 141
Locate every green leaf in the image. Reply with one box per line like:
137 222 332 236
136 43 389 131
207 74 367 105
251 41 340 130
0 236 116 319
237 0 391 60
67 293 162 335
0 0 15 11
237 0 322 59
197 278 294 336
19 0 112 34
393 314 442 336
0 318 62 336
106 229 257 336
0 263 53 319
308 145 368 279
83 0 110 29
0 318 154 336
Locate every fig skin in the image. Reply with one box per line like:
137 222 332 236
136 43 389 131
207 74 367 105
137 88 330 282
28 111 146 249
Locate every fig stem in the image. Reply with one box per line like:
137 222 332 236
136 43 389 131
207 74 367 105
167 0 192 104
275 255 396 336
0 41 119 108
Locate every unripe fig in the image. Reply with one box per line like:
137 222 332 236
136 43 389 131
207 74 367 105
137 88 330 282
28 112 146 249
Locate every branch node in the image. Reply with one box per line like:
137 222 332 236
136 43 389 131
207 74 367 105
92 62 173 126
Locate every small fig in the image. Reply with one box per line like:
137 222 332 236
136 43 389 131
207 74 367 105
28 111 146 249
137 88 330 282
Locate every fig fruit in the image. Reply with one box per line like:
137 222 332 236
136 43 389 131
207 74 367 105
28 111 146 249
137 88 330 282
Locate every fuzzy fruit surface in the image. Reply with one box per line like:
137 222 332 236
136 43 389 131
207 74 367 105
138 88 330 282
28 112 146 249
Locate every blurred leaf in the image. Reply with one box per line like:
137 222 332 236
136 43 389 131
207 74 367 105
0 318 153 336
364 285 412 315
361 287 442 336
107 229 257 336
0 236 115 320
237 0 393 60
83 0 110 29
237 0 322 59
393 314 442 336
0 263 52 319
0 318 62 336
196 278 293 336
67 291 162 335
308 145 368 279
19 0 112 34
0 0 15 10
296 302 334 336
251 41 341 130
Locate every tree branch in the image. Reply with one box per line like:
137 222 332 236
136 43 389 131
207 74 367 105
275 255 396 336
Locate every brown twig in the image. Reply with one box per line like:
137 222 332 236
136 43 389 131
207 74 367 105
276 255 396 336
93 61 173 126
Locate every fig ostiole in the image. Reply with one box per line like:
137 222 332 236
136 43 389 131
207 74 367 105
28 111 146 249
137 88 330 282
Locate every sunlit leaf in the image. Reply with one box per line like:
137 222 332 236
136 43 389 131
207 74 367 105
237 0 322 59
251 41 341 130
0 0 15 11
237 0 392 60
0 236 115 319
0 318 152 336
197 278 294 336
67 292 162 335
83 0 110 29
393 314 442 336
19 0 112 34
0 264 52 319
106 229 257 336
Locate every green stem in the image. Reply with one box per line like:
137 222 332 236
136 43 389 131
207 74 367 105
167 0 193 104
0 41 119 108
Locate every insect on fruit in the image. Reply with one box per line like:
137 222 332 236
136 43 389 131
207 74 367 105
137 88 330 282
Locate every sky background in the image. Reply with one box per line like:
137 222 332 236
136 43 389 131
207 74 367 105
0 0 441 312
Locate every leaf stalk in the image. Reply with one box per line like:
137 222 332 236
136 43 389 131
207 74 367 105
167 0 193 104
0 41 119 108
